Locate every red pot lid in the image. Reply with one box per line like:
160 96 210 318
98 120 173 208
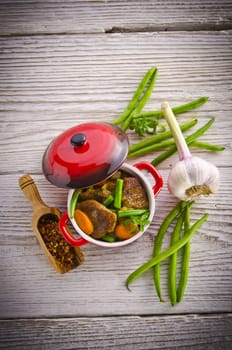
42 122 129 189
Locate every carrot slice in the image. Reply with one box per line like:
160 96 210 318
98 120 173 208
115 221 139 240
74 209 94 235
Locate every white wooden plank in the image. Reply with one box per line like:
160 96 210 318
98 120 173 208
0 32 231 104
0 315 232 350
0 0 231 35
0 116 230 173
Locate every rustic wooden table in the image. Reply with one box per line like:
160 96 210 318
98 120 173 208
0 1 232 349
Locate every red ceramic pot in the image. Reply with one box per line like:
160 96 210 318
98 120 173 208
42 122 163 248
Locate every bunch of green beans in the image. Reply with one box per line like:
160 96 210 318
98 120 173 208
128 119 198 158
165 202 193 305
112 67 223 304
126 209 208 292
128 118 224 163
113 67 209 135
155 201 196 305
112 67 224 165
112 66 158 131
152 201 192 302
151 118 224 167
126 202 208 305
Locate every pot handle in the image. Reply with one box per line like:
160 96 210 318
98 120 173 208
58 211 89 247
134 161 163 197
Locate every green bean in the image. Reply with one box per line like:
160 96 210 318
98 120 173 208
133 97 209 120
118 209 149 218
69 189 81 218
121 68 158 131
126 213 208 290
168 212 185 305
103 195 114 207
121 113 134 131
114 178 124 209
128 119 198 154
191 141 225 152
151 145 177 167
112 67 157 125
101 234 116 243
128 139 175 159
153 201 189 301
151 118 215 166
176 205 191 303
168 201 194 305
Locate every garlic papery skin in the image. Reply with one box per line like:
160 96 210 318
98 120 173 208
162 101 220 201
167 156 220 201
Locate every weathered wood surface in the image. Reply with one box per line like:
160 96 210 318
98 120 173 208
1 32 231 173
1 168 232 319
0 0 231 35
0 1 232 349
0 314 232 350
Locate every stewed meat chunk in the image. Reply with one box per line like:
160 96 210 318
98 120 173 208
77 199 117 238
122 177 149 209
80 181 116 203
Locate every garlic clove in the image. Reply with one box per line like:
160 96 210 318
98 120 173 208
167 159 193 201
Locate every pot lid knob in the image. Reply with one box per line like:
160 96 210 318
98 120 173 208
70 133 86 147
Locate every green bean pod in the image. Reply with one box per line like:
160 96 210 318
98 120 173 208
101 234 116 243
114 178 124 209
103 195 114 207
121 68 158 131
191 141 225 152
153 201 189 301
128 139 175 159
112 67 157 125
132 97 209 120
168 213 185 305
126 213 208 290
69 189 82 218
176 205 191 303
151 118 215 166
129 119 197 154
118 209 149 218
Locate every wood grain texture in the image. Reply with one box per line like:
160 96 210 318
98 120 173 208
0 1 231 348
1 32 231 105
0 314 232 350
0 32 231 174
0 31 231 320
0 0 232 35
0 171 231 318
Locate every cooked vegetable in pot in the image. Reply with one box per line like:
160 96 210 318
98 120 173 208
70 170 150 242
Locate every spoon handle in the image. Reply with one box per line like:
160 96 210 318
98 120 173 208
19 174 48 212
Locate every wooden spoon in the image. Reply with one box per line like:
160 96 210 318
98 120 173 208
19 174 84 273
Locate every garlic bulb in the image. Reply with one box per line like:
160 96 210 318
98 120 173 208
162 101 220 201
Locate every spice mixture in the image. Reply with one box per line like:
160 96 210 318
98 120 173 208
38 214 82 272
